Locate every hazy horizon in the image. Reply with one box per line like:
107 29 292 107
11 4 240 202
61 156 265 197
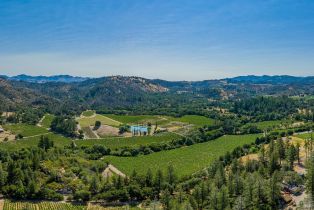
1 0 314 80
3 73 314 82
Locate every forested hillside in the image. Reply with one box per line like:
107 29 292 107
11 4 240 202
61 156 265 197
1 75 314 117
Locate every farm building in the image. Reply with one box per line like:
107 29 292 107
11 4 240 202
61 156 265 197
131 125 148 136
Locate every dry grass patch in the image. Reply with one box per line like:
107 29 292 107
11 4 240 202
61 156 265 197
97 125 120 137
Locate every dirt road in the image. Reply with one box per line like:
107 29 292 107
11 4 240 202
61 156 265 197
102 164 126 178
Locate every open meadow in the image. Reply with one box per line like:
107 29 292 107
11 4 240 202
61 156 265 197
105 134 261 178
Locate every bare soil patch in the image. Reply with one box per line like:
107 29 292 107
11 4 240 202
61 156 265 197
239 153 259 163
97 125 120 137
97 125 131 137
1 112 14 117
0 199 3 210
0 127 15 142
102 164 126 178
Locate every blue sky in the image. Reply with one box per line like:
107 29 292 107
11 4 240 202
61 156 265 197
0 0 314 80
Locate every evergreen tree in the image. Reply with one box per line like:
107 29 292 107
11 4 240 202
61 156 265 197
167 165 177 186
154 169 164 197
267 171 280 207
161 190 172 210
306 155 314 203
145 169 153 187
277 138 285 165
296 142 301 164
89 176 100 195
286 144 296 170
244 176 254 208
0 164 7 189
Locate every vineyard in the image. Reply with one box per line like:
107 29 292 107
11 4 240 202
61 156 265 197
76 132 180 149
2 124 48 137
78 114 121 127
3 200 85 210
3 201 140 210
105 134 261 177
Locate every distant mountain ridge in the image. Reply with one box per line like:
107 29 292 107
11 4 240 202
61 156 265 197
227 75 314 84
3 74 314 84
3 74 89 83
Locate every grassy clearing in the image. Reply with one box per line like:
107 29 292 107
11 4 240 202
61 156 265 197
165 115 216 127
105 134 261 178
41 114 55 128
76 132 180 150
3 200 85 210
82 110 96 117
2 124 49 137
103 114 162 124
78 114 121 127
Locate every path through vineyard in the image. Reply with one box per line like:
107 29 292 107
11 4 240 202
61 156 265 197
0 199 4 210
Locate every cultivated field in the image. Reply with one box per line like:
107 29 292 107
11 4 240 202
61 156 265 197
0 132 179 151
78 114 121 127
165 115 216 127
3 200 140 210
103 114 162 124
3 200 85 210
88 204 140 210
81 126 99 139
2 124 49 137
103 114 216 127
246 120 283 130
105 134 261 177
0 133 72 151
76 132 180 150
